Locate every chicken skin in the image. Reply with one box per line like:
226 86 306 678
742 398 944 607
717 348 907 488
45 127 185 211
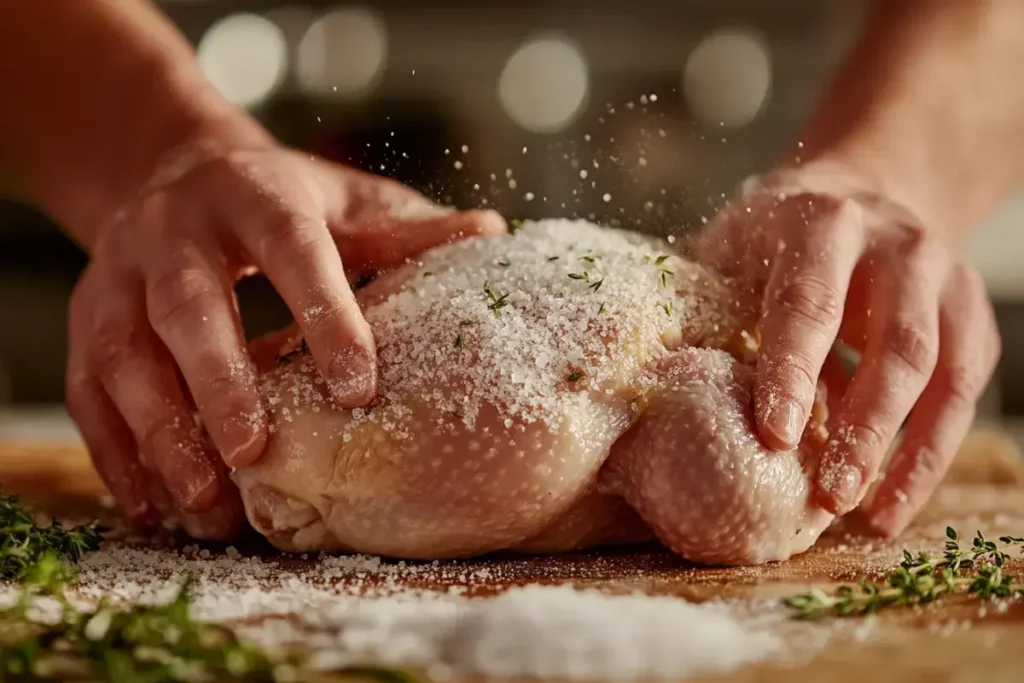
231 219 833 565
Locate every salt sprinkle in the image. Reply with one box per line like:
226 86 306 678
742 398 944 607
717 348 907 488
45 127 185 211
6 543 788 681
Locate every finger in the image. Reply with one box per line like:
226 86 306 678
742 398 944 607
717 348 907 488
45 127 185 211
91 285 224 512
66 281 152 522
144 242 268 468
813 232 946 516
755 196 864 449
338 208 507 275
864 266 1000 536
148 468 247 541
236 205 376 408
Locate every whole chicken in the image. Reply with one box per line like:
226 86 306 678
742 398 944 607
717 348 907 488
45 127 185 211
231 219 835 566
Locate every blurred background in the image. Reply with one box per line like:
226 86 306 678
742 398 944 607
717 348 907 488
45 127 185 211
1 0 1023 437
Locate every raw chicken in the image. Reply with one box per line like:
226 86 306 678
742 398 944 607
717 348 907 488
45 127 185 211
231 220 834 566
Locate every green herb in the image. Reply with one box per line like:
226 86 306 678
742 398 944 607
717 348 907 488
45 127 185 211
567 272 589 281
566 371 585 382
547 256 560 262
588 278 604 292
654 254 669 265
277 339 309 366
454 334 463 349
598 303 606 315
0 492 102 583
509 219 523 234
659 268 673 287
482 282 510 318
0 496 425 683
422 271 434 277
497 260 511 268
659 302 672 316
783 527 1024 619
579 255 598 264
1 574 290 681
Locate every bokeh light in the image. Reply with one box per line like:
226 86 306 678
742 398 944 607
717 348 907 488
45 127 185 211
683 28 772 128
498 34 589 134
296 7 388 99
196 13 288 109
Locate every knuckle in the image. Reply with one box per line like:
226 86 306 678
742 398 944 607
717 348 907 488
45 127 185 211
192 356 257 413
146 268 224 331
302 301 351 334
134 416 178 460
942 363 989 407
771 275 843 327
883 318 938 378
846 420 890 463
89 317 140 376
257 213 327 261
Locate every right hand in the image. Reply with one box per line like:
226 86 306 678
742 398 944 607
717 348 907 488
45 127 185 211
694 161 1000 537
65 143 505 538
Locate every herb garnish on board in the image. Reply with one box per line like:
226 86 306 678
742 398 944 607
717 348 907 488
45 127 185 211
783 527 1024 619
0 492 423 682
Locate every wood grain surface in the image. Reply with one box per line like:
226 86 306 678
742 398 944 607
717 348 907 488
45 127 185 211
3 432 1024 682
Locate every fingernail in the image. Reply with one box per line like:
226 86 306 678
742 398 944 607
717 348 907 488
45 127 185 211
328 344 377 407
221 410 266 468
816 460 862 515
176 472 219 512
866 491 913 538
765 401 804 448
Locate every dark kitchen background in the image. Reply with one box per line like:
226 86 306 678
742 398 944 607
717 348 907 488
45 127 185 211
0 0 1021 430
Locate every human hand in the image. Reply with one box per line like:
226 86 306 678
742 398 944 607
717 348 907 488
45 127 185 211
693 160 1000 537
65 143 505 538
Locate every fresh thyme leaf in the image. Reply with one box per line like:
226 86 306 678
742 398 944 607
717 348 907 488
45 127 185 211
454 334 463 349
0 492 102 584
509 219 523 234
654 254 669 265
547 256 559 262
482 282 510 318
659 302 672 316
422 271 434 277
567 272 589 281
598 303 606 315
588 278 604 292
566 371 585 382
579 255 597 264
782 526 1024 619
497 260 511 268
659 268 673 287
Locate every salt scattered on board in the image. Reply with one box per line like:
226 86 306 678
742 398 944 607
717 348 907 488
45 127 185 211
2 542 794 681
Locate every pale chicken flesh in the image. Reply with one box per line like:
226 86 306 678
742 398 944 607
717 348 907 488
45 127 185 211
231 220 834 566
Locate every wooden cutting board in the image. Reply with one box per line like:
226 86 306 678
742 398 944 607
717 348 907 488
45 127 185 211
3 431 1024 682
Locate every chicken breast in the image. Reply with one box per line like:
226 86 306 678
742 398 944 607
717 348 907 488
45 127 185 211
231 219 834 565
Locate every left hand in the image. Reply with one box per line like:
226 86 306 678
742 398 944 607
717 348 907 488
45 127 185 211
693 160 1001 536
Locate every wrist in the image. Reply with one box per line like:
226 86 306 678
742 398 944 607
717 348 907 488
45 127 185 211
771 150 957 246
37 60 272 252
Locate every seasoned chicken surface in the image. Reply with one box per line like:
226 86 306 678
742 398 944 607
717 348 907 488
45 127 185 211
231 219 834 565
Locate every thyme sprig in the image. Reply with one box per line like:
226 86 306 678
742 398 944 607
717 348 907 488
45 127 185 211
0 492 102 582
783 527 1024 619
0 494 425 682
